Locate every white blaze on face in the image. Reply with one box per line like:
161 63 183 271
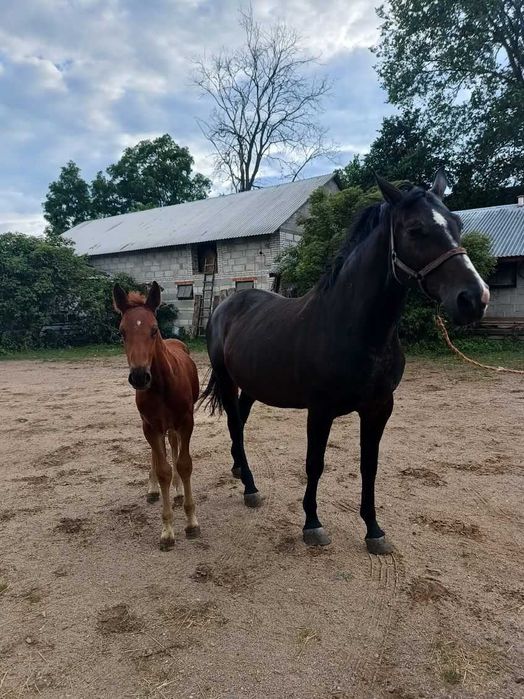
136 320 142 326
432 209 456 245
463 254 490 305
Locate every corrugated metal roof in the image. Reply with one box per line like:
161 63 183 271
454 203 524 258
67 173 335 256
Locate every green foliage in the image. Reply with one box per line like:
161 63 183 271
278 186 382 295
0 233 178 350
374 0 524 196
43 135 211 237
43 161 92 238
338 109 442 190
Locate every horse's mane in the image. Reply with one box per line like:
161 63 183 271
317 184 426 292
126 291 147 307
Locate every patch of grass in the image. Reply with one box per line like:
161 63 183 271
0 337 208 362
434 640 504 689
407 337 523 371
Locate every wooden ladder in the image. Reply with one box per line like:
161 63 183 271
197 261 216 336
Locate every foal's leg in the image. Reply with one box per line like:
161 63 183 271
146 454 160 503
303 409 334 546
176 417 200 538
358 395 394 555
221 381 260 508
231 391 255 479
143 426 174 550
168 429 184 506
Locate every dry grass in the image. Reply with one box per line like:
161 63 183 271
434 640 505 688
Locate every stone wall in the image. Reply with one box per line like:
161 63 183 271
486 260 524 318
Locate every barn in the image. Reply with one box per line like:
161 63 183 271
455 197 524 335
67 174 339 335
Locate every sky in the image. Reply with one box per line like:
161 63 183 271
0 0 393 235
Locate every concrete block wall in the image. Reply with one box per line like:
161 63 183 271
486 260 524 318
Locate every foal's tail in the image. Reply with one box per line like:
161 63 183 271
198 369 224 415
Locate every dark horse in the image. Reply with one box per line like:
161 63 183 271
202 170 490 554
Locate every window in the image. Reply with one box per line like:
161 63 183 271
193 242 217 274
488 261 517 288
235 280 254 291
177 283 193 300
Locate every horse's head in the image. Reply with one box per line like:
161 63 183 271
376 169 489 325
112 281 162 390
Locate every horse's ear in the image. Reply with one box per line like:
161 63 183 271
430 167 448 200
112 284 128 314
375 174 403 205
145 281 161 312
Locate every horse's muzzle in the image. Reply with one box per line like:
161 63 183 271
451 284 489 326
129 367 152 390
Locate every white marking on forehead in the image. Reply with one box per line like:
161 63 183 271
432 208 456 245
136 320 142 326
432 209 448 229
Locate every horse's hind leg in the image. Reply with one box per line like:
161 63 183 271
175 417 200 538
231 391 255 479
168 429 184 506
302 409 333 546
358 395 394 555
219 378 261 508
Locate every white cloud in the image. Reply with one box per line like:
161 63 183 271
0 0 389 233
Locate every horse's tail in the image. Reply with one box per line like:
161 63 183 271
198 369 224 415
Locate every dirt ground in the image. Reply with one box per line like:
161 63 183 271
0 353 523 699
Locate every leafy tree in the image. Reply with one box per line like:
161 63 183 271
106 134 211 210
374 0 524 192
194 8 332 191
339 110 443 190
278 186 382 295
43 161 92 237
43 136 211 237
0 233 178 350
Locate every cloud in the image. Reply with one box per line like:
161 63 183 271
0 0 390 235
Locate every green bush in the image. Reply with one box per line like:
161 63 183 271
0 232 178 350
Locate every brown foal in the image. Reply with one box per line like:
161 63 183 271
113 281 200 550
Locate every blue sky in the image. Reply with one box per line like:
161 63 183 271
0 0 393 235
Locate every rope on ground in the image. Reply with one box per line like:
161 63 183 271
435 314 524 375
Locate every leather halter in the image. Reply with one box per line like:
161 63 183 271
389 215 467 300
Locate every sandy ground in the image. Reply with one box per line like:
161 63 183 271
0 352 523 699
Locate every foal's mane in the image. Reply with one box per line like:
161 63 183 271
317 184 426 292
126 291 147 307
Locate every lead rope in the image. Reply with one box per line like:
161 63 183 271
435 314 524 375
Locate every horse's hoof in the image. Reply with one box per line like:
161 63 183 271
146 492 160 504
366 535 393 555
185 525 201 539
244 492 262 508
173 494 184 507
231 466 242 479
159 537 175 551
303 527 331 546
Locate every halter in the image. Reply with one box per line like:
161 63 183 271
389 214 467 301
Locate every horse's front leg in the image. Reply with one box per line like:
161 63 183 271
175 417 200 539
302 409 334 546
168 429 184 506
143 425 174 550
358 395 394 555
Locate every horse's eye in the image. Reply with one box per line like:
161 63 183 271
407 226 424 237
151 326 158 337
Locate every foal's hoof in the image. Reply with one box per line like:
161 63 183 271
244 492 263 508
185 525 201 539
231 466 242 480
303 527 331 546
173 494 184 507
159 536 175 551
365 535 394 555
146 492 160 504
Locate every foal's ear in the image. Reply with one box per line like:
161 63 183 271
112 284 128 314
375 174 403 205
145 281 161 312
430 167 449 200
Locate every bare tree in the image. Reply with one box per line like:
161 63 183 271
194 8 334 191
